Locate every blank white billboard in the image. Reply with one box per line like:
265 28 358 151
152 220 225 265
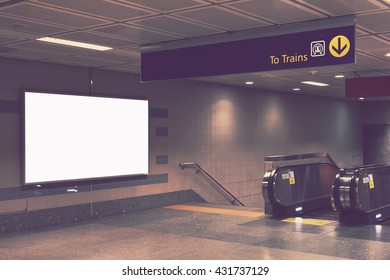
24 91 149 184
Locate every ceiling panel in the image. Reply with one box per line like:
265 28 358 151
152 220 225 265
131 15 223 37
0 46 64 60
93 23 182 43
31 0 156 21
0 34 19 44
354 51 390 71
0 14 69 35
295 0 386 16
99 62 140 73
363 50 390 63
225 0 326 24
380 32 390 40
83 51 139 64
0 2 109 28
206 0 231 3
257 69 311 78
356 10 390 33
176 6 271 31
0 0 388 99
228 76 344 96
355 27 371 37
356 35 390 53
46 55 123 67
0 0 25 6
321 63 381 75
11 40 93 56
118 0 209 12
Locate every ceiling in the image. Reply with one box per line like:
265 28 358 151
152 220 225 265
0 0 389 99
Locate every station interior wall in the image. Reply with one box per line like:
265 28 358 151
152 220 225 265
0 56 383 220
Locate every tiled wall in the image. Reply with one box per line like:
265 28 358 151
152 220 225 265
0 56 366 233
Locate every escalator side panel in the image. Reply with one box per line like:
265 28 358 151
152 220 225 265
263 163 339 217
357 170 390 212
333 165 390 224
273 163 338 206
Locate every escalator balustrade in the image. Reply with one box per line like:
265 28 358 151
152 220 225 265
262 162 339 217
332 164 390 224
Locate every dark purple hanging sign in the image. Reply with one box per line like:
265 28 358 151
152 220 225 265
141 25 355 82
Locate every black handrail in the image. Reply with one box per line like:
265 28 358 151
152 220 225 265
179 162 244 206
264 152 338 167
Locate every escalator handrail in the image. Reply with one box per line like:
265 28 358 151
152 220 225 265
264 152 338 167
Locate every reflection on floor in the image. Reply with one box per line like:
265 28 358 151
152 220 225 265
0 202 390 260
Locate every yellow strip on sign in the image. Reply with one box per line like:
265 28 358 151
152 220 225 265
165 204 264 218
282 217 333 226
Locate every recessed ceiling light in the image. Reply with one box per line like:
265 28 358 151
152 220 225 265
293 88 301 91
36 37 112 51
245 81 254 85
385 53 390 57
301 81 329 87
334 74 345 78
359 97 365 100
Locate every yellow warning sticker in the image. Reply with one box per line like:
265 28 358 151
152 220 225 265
282 217 333 226
329 35 350 58
165 204 265 218
289 171 295 185
368 174 375 189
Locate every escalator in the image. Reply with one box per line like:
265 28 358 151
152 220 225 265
262 153 390 224
262 152 339 217
332 164 390 224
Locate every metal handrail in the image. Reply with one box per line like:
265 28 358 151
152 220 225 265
179 162 244 206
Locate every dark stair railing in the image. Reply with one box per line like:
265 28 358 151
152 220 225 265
179 162 244 206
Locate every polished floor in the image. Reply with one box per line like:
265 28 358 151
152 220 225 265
0 202 390 260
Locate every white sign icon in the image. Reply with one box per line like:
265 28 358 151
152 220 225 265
311 40 325 57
